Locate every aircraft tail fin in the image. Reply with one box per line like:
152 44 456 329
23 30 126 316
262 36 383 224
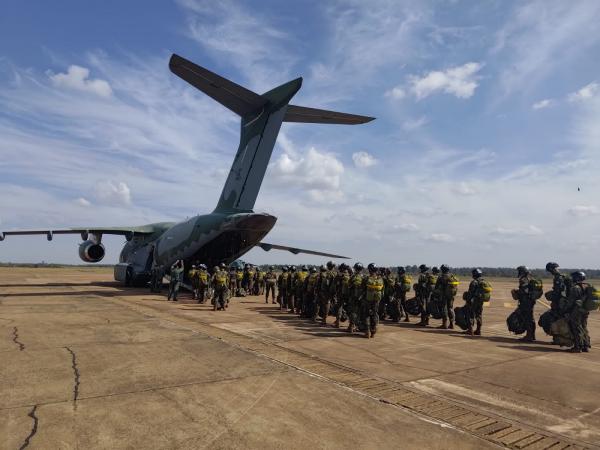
169 54 374 213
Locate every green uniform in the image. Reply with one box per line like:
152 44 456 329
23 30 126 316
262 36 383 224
517 275 536 339
303 272 319 318
212 269 229 310
265 270 277 303
168 263 184 301
437 273 459 327
196 269 209 303
417 272 434 325
361 273 384 337
286 270 296 312
347 272 364 331
465 278 489 333
294 270 308 314
314 271 331 323
382 273 400 321
395 274 412 322
566 282 591 352
256 270 265 295
235 270 244 296
335 271 351 326
278 272 289 309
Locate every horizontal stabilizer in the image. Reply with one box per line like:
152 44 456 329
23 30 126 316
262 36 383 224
257 242 350 259
284 105 374 125
169 54 266 117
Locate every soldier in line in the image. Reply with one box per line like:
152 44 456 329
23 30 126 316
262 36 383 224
167 260 184 302
334 265 352 328
314 265 331 325
211 265 229 311
294 265 309 315
265 266 277 304
150 264 164 293
227 266 236 297
303 266 319 319
380 267 396 321
347 263 364 333
515 266 540 342
255 267 265 295
195 264 210 303
545 262 571 344
246 264 256 295
566 271 591 353
437 264 459 329
395 267 412 322
277 266 289 310
415 265 431 326
188 264 199 300
362 263 384 338
463 269 490 335
287 266 297 312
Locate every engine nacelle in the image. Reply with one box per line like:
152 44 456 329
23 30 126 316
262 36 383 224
78 240 106 263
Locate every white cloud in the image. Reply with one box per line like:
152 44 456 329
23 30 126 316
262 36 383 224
392 223 419 232
352 151 378 168
532 99 553 110
76 197 91 207
568 82 598 103
568 205 599 216
385 86 406 100
452 182 477 196
427 233 455 242
94 181 132 206
402 116 428 131
409 62 483 100
492 225 543 236
49 65 112 97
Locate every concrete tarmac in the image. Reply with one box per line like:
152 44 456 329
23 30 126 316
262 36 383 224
1 268 599 449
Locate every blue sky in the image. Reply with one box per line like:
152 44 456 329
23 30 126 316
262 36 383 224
1 0 600 268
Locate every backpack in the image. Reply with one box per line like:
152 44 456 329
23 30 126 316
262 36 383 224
404 297 422 316
529 278 544 300
427 299 444 320
479 280 492 302
583 284 600 311
550 318 574 347
448 274 459 297
454 306 469 330
538 309 560 335
507 309 526 334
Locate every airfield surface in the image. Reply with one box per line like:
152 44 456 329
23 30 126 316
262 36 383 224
1 268 599 450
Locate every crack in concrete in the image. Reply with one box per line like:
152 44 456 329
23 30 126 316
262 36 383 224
12 326 25 351
18 404 38 450
64 347 80 407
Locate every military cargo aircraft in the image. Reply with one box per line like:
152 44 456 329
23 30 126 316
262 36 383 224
0 54 374 285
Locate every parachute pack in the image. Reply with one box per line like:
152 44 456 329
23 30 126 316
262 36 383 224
448 274 459 296
454 306 469 330
427 300 444 320
550 318 574 347
583 284 600 311
529 278 544 300
538 309 560 335
507 309 527 335
480 280 492 302
404 297 422 316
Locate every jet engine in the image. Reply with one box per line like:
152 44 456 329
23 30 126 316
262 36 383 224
78 240 106 263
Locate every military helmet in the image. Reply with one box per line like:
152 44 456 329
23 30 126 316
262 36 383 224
213 265 219 272
347 267 353 274
282 266 288 272
354 262 363 271
516 265 530 276
326 261 335 270
472 268 483 278
269 265 274 270
367 263 377 273
301 264 308 271
201 264 207 269
397 266 406 274
219 262 226 269
320 265 327 272
191 265 196 269
571 271 586 282
432 266 440 274
419 264 429 273
290 265 296 271
310 267 317 273
545 262 559 272
440 264 450 273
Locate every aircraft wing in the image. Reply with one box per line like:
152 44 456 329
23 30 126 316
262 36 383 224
284 105 375 125
0 226 155 241
256 242 350 259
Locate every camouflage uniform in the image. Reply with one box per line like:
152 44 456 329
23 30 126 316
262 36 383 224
294 268 309 315
465 277 487 335
247 266 256 295
314 268 331 324
437 271 459 329
394 270 412 322
286 267 296 312
362 269 384 338
211 267 229 310
256 269 265 295
235 269 244 296
334 269 351 328
416 268 433 326
347 269 364 332
265 269 277 304
196 267 209 304
566 279 591 352
303 269 319 319
516 272 536 341
381 269 398 321
188 266 199 300
277 269 289 310
168 262 184 301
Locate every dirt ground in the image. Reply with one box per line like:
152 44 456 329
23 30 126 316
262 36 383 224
1 267 599 449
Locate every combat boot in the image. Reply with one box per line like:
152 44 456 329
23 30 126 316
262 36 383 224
448 320 454 330
474 323 482 336
333 318 340 328
465 327 474 336
365 328 371 339
438 318 448 329
404 315 410 323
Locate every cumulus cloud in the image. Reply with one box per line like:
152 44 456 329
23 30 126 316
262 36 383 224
391 223 419 232
427 233 455 242
385 86 406 100
270 147 344 202
402 116 428 131
49 65 112 97
94 181 131 206
532 99 553 110
352 151 378 168
452 182 477 196
409 62 483 99
76 197 91 207
568 82 598 102
568 205 599 216
492 225 543 236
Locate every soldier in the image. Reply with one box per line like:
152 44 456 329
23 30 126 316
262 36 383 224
334 265 351 328
304 267 319 319
287 266 297 312
265 266 277 304
294 265 309 315
277 266 289 310
380 268 396 321
437 264 459 329
256 267 265 295
211 265 229 311
395 266 412 322
362 263 384 338
347 263 364 333
545 262 571 344
167 260 184 302
314 265 331 325
416 264 432 326
326 261 338 314
196 264 210 303
566 271 591 353
464 269 491 335
247 264 256 295
189 264 199 300
514 265 541 342
150 264 164 293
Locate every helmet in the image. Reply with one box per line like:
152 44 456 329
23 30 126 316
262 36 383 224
301 265 308 271
282 266 288 272
432 266 440 274
326 261 335 270
200 264 207 269
472 268 483 278
440 264 450 273
397 266 405 274
546 262 559 272
347 267 353 274
213 266 219 272
384 268 391 275
244 263 249 269
310 267 317 273
367 263 377 273
354 262 364 271
419 264 429 273
571 271 586 282
269 265 275 270
219 262 226 269
290 265 296 272
517 265 530 276
191 265 196 269
320 265 327 272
